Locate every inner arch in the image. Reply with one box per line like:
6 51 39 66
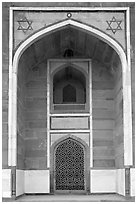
55 138 85 191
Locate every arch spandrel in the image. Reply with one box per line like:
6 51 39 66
14 10 125 50
13 19 127 74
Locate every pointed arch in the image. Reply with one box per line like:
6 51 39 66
8 18 132 166
50 134 90 193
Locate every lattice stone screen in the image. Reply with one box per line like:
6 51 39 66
55 138 85 191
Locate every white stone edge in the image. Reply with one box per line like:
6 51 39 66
130 168 135 197
47 61 50 168
10 7 129 11
8 8 14 166
89 60 93 167
2 169 12 198
24 170 50 193
123 7 133 166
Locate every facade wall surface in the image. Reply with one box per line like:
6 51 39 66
92 61 115 167
2 2 135 198
113 59 124 168
17 53 27 169
24 61 47 170
17 56 115 170
2 2 135 169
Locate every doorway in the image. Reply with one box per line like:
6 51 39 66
54 138 87 194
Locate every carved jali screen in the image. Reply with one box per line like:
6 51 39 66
55 138 85 191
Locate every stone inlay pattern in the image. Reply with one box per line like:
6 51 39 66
14 11 125 49
106 16 122 34
17 17 33 33
55 138 85 190
67 12 72 18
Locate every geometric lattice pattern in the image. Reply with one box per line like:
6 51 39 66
55 138 85 190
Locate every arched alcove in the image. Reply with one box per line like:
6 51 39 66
53 66 86 109
50 135 90 194
55 138 85 191
9 19 132 175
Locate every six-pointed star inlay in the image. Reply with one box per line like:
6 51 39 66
106 16 122 34
17 17 33 33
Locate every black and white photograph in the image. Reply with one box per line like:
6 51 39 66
2 1 135 202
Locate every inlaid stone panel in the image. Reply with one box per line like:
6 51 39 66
51 117 89 130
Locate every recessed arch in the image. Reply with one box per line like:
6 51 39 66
50 134 90 193
9 18 132 167
53 65 87 104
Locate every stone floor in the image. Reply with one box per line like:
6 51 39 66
3 194 135 202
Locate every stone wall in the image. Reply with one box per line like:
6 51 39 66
24 51 47 170
113 56 124 168
92 61 115 168
2 4 9 168
17 52 27 169
16 44 48 170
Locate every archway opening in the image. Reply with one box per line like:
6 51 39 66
15 23 125 193
55 138 85 192
53 66 86 111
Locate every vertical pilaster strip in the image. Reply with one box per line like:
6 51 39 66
123 8 133 166
47 60 50 168
11 167 16 198
8 7 14 166
125 167 130 197
89 60 93 168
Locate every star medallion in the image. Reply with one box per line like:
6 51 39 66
106 16 122 34
17 17 33 33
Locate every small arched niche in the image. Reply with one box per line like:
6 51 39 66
52 66 87 112
63 84 76 103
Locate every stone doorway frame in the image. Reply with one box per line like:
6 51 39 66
47 59 92 168
8 7 132 169
50 134 90 194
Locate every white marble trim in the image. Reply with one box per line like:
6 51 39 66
47 61 50 168
130 168 135 197
116 169 125 196
24 170 50 193
8 7 14 166
90 170 116 193
89 60 93 167
10 7 129 11
2 169 12 198
123 7 133 166
16 170 24 197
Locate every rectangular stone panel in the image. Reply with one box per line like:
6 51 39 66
25 170 50 193
51 117 89 130
16 170 24 197
51 133 89 146
2 169 11 198
116 169 125 196
93 159 115 167
90 170 116 193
